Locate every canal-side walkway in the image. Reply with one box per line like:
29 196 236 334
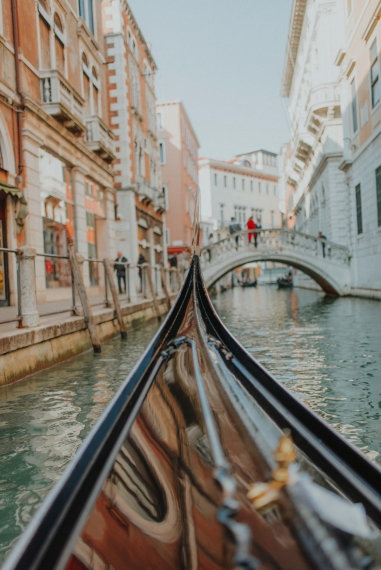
0 297 104 332
0 292 176 386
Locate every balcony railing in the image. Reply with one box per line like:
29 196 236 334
41 70 85 135
305 83 341 136
136 177 157 205
85 116 115 163
154 190 167 213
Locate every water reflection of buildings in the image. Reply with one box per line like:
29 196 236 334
64 334 318 570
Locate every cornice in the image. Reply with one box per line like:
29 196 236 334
281 0 308 98
200 159 278 182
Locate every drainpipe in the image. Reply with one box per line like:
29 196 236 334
11 0 25 182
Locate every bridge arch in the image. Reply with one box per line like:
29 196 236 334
200 230 351 296
201 252 347 296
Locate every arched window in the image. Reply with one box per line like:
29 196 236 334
39 0 49 12
0 143 4 170
54 13 65 75
54 12 63 32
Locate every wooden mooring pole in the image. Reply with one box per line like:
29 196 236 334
160 266 171 311
104 259 128 340
144 264 161 321
68 244 102 353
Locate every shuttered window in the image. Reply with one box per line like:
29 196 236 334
376 166 381 227
39 16 51 69
355 183 363 234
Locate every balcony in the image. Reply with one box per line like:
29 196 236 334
136 177 157 205
85 116 115 163
41 70 85 136
154 190 167 213
305 83 341 136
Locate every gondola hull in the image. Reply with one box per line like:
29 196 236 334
277 278 293 288
241 280 257 288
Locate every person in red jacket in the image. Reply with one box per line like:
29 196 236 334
247 216 256 247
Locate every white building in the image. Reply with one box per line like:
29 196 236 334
282 0 381 298
281 0 348 246
199 150 281 242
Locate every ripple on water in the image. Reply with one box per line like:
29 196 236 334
0 321 159 563
212 286 381 463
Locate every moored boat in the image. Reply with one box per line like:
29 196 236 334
277 276 293 288
241 279 257 288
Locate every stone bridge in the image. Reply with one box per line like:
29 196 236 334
199 229 351 295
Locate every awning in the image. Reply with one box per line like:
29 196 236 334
0 181 23 198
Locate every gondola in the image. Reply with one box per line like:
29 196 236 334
4 217 381 570
241 279 257 288
277 276 293 288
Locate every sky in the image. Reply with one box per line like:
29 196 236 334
129 0 293 161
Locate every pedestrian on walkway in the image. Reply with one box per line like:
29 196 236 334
169 254 178 268
229 217 241 249
114 251 128 294
137 253 147 293
318 231 327 258
247 216 256 247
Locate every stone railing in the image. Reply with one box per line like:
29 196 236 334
200 228 350 267
136 177 159 206
306 83 341 110
41 69 85 134
85 116 115 162
0 246 179 330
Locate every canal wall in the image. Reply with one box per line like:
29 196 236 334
0 295 175 387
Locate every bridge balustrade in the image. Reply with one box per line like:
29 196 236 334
200 228 350 269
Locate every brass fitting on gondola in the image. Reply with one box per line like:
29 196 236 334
247 431 296 514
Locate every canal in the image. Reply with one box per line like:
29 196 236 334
0 285 381 563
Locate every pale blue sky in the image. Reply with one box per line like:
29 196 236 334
129 0 293 161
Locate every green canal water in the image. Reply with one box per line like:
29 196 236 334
1 286 381 563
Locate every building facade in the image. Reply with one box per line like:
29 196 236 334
102 0 166 293
156 99 199 255
336 0 381 297
282 0 381 298
199 150 281 242
281 0 348 246
0 0 116 306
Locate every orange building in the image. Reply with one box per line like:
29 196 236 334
102 0 166 291
0 0 116 306
156 100 199 256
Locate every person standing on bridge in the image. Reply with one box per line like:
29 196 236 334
229 217 241 249
318 231 327 258
247 216 256 247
